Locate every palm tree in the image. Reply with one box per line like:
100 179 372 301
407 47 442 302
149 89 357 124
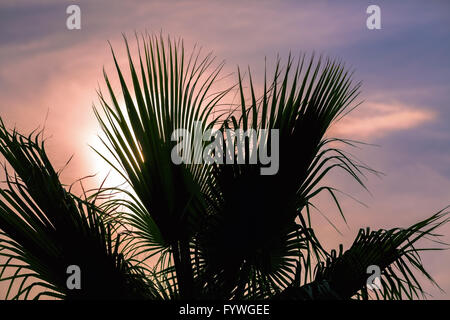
0 34 448 300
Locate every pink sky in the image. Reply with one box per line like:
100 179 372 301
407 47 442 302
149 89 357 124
1 0 450 299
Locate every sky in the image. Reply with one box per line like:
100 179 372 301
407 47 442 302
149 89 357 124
0 0 450 299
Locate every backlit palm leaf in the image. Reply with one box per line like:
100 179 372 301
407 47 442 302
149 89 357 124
94 33 231 298
0 120 155 299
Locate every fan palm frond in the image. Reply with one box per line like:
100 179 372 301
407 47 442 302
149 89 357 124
93 33 232 298
192 55 378 299
0 120 155 299
277 209 449 300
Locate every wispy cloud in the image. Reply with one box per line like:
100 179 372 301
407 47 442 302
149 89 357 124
332 102 435 140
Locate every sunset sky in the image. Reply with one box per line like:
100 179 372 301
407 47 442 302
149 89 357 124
1 0 450 298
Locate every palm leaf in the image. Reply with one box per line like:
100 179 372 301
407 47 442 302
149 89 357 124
93 33 231 298
277 209 449 300
0 120 155 299
192 55 375 299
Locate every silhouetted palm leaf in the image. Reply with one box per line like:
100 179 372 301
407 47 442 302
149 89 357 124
277 209 449 300
0 121 155 299
192 55 375 299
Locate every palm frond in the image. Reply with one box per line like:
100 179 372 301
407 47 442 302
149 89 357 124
277 209 449 300
0 120 155 299
93 33 232 298
192 54 374 299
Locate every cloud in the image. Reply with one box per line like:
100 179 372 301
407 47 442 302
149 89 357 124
331 102 435 140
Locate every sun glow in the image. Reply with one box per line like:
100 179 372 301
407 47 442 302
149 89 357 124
86 134 128 190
